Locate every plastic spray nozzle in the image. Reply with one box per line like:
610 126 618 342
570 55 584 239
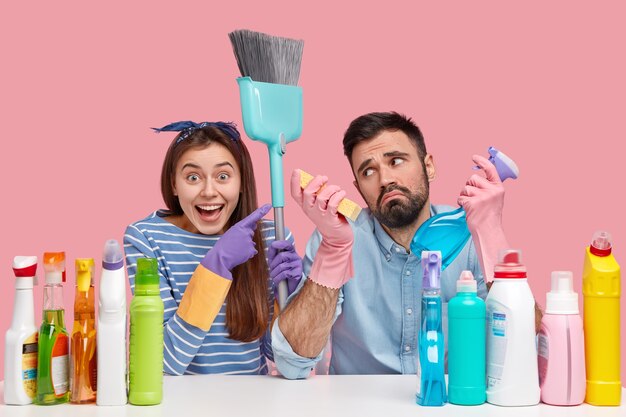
76 258 95 291
102 239 124 270
590 230 612 256
474 146 519 182
494 249 527 279
135 257 159 292
546 271 579 314
43 251 66 284
456 270 477 293
422 251 442 290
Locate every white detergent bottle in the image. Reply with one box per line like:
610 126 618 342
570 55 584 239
486 249 540 406
4 256 39 405
96 240 128 406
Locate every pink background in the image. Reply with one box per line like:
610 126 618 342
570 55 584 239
1 2 625 382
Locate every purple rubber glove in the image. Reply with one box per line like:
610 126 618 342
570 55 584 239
200 204 272 280
458 155 510 282
268 240 303 297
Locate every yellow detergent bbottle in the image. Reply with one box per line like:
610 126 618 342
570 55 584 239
582 230 621 406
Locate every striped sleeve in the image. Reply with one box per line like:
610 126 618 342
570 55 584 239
124 224 230 375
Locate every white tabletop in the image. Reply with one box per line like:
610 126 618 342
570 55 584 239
1 376 625 417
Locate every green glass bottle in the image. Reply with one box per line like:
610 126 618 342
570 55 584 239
36 252 70 405
129 257 164 405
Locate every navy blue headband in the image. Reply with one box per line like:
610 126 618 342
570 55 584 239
152 121 241 144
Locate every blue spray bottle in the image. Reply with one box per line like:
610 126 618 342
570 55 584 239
416 251 447 406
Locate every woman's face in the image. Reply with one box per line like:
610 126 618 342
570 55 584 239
172 143 241 235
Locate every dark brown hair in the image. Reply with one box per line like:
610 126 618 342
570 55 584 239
343 112 427 166
161 126 269 342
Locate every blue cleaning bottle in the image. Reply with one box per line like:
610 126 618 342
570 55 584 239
448 270 486 405
416 251 447 406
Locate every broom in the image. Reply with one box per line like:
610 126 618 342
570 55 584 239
229 29 304 309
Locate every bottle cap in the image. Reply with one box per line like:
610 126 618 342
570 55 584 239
102 239 124 271
546 271 579 314
590 230 612 257
13 256 38 286
494 249 527 279
456 270 477 293
136 257 159 291
43 252 66 284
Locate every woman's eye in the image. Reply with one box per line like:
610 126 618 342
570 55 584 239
218 173 230 181
187 174 200 182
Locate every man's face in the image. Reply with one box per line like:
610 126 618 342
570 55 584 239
350 130 435 229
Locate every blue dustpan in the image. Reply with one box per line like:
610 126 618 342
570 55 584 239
237 76 303 308
237 76 303 208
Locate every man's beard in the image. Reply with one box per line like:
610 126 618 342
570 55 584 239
372 182 429 229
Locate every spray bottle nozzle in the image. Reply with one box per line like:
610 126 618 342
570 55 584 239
422 251 442 290
474 146 519 182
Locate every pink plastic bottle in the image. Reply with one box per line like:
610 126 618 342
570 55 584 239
538 271 586 405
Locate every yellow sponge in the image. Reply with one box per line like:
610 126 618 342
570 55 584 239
299 170 362 221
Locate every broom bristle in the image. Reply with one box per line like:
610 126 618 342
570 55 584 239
228 29 304 86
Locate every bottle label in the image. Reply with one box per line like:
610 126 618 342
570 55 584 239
22 332 38 399
51 333 69 396
537 332 549 386
486 309 507 388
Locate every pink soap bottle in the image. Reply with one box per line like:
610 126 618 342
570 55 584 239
538 271 586 405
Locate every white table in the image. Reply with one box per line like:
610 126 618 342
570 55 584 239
1 376 625 417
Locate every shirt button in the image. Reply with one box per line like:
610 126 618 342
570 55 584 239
405 270 411 276
405 345 411 352
396 248 402 253
406 308 413 315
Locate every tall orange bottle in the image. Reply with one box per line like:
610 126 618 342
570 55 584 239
70 258 97 403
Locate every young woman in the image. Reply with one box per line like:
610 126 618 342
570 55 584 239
124 121 303 375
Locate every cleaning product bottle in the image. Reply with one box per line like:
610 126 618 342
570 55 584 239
538 271 585 405
129 257 164 405
70 258 97 403
3 256 39 405
36 251 70 405
485 249 539 406
448 270 486 405
583 231 621 405
97 239 127 406
416 251 447 406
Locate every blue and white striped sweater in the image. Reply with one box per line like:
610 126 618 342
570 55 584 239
124 210 292 375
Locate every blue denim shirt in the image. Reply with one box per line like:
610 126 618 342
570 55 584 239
272 205 487 379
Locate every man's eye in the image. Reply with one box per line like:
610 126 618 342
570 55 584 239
363 168 374 177
392 158 404 166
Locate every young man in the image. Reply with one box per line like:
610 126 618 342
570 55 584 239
272 112 509 378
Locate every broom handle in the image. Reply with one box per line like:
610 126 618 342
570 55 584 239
273 206 288 309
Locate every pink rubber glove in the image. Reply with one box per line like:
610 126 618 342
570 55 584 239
458 155 510 283
290 169 354 289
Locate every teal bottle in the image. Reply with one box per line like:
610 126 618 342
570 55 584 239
129 257 164 405
448 270 486 405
